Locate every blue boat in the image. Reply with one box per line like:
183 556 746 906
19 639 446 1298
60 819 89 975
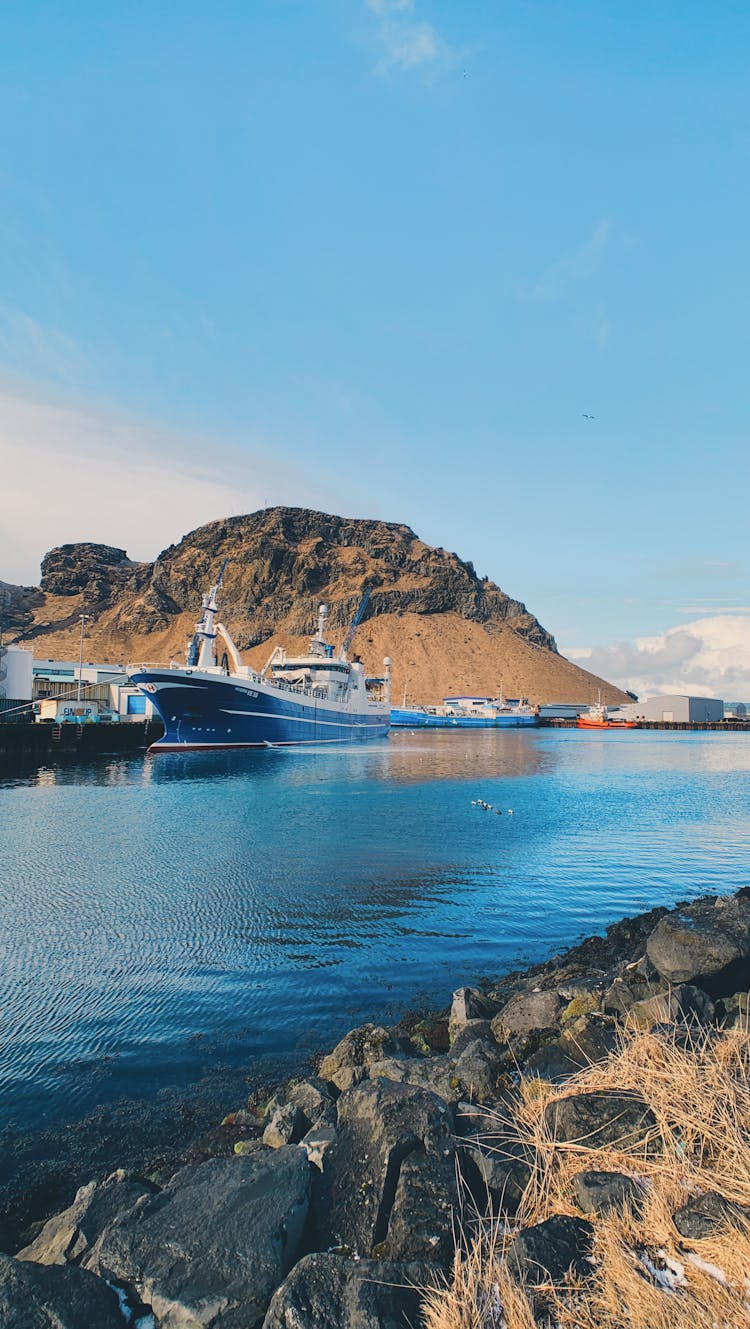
390 694 537 728
129 566 391 751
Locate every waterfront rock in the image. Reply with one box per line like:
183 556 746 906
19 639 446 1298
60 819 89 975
0 1252 123 1328
448 1018 496 1057
299 1124 337 1171
523 1042 581 1083
672 1190 750 1239
628 983 715 1030
262 1253 436 1329
371 1032 504 1106
382 1149 457 1264
507 1214 594 1286
718 991 750 1027
265 1076 337 1131
460 1143 532 1217
545 1091 660 1153
572 1170 644 1216
558 1013 618 1064
646 894 750 992
263 1102 307 1148
16 1170 153 1267
319 1025 403 1092
234 1139 266 1157
369 1054 459 1104
602 974 661 1017
491 989 564 1041
314 1078 456 1263
87 1149 310 1329
449 988 500 1039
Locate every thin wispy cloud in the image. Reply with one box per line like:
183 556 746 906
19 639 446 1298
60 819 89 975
566 614 750 700
533 218 613 303
365 0 457 77
0 306 90 385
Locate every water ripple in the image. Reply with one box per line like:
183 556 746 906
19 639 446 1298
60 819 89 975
0 730 749 1127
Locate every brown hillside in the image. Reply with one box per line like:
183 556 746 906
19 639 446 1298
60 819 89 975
6 507 628 706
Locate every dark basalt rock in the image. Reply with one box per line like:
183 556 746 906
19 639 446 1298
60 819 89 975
314 1078 456 1265
85 1150 310 1329
318 1024 405 1093
523 1042 581 1083
544 1091 660 1154
491 990 564 1040
557 1013 618 1064
628 983 715 1030
507 1214 594 1286
16 1170 154 1267
261 1253 437 1329
370 1029 506 1107
459 1142 533 1217
672 1190 750 1239
0 580 45 634
39 543 142 603
0 1252 123 1328
646 894 750 993
573 1170 644 1216
449 988 502 1038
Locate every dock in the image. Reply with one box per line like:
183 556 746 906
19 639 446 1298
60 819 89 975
538 718 749 732
0 720 165 771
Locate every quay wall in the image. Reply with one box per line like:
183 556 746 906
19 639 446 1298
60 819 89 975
0 719 165 769
538 718 749 731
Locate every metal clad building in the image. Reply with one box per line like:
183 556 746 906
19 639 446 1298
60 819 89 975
618 695 724 723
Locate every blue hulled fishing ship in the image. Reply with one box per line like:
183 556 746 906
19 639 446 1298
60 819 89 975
389 694 537 728
129 565 391 751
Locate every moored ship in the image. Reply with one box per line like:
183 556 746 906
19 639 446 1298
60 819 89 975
128 565 391 751
577 699 637 729
389 694 537 729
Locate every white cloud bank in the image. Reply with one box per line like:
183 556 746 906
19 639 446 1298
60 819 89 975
567 615 750 702
0 380 319 585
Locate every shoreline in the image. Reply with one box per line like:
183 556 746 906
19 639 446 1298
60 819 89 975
0 890 698 1250
3 884 750 1325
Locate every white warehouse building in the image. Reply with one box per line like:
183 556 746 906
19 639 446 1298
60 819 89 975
617 694 724 724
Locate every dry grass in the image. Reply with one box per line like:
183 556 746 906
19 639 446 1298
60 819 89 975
423 1019 750 1327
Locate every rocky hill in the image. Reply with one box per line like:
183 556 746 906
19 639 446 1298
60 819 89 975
5 507 628 705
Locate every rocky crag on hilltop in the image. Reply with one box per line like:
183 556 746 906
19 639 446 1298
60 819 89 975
5 507 627 705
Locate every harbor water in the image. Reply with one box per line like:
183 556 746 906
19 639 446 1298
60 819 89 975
1 728 749 1133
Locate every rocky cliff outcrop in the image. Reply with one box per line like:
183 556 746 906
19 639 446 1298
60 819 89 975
5 507 629 705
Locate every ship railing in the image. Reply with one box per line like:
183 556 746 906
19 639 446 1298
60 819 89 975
266 678 330 701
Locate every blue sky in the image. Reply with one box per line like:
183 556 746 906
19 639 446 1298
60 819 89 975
1 1 748 694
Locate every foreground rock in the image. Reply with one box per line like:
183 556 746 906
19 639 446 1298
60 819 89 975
314 1078 456 1265
0 1252 123 1328
17 1170 153 1266
507 1214 594 1286
672 1190 750 1239
262 1253 435 1329
572 1170 644 1216
318 1025 404 1092
87 1150 310 1329
544 1091 660 1154
646 893 750 991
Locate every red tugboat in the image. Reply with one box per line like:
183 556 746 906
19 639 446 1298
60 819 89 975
577 696 637 729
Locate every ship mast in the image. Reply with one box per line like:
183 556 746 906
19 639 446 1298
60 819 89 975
187 560 228 669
